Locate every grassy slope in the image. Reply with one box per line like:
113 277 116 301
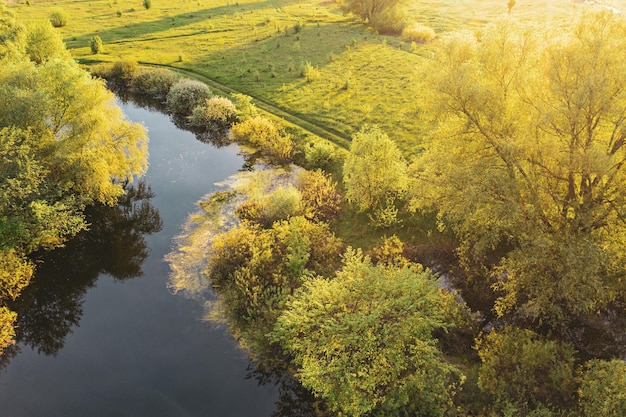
9 0 617 156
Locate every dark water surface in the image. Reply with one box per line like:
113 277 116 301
0 101 280 416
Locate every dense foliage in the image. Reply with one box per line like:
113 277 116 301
273 249 466 417
0 4 148 353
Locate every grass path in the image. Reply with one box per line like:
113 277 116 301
143 62 353 149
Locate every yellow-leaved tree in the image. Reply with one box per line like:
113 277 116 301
0 2 148 354
412 13 626 337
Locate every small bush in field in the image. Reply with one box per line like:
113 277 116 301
130 68 178 98
90 35 103 54
401 23 435 44
166 78 212 115
190 96 237 128
369 9 406 35
231 116 294 163
301 61 320 82
143 0 152 9
110 58 138 80
49 9 68 27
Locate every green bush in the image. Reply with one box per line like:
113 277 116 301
301 61 320 82
401 23 436 44
110 58 138 80
89 35 103 54
369 8 406 35
190 96 237 128
231 116 294 163
129 68 178 98
143 0 152 9
578 359 626 417
303 140 337 171
231 93 258 121
166 78 212 115
476 327 576 415
49 9 68 28
89 62 114 79
272 249 464 417
296 169 342 222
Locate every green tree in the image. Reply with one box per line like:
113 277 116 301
0 14 148 354
25 21 68 64
476 327 576 415
273 249 466 417
343 125 409 213
0 1 25 60
89 35 103 54
412 14 626 330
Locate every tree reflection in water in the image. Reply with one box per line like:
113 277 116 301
245 363 324 417
6 181 162 358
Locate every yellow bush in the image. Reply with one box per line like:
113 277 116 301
401 23 436 44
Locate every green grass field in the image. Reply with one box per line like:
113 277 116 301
9 0 622 154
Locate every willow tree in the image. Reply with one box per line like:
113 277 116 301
412 13 626 334
0 5 148 354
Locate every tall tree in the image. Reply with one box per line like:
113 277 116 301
412 14 626 332
343 125 409 213
0 7 148 354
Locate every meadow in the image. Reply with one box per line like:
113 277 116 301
8 0 618 154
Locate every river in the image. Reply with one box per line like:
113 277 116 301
0 99 282 416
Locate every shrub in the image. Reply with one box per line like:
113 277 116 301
89 35 103 54
166 78 212 115
263 186 303 224
90 62 114 79
110 58 138 80
231 116 294 163
130 67 178 98
231 93 258 121
578 359 626 417
476 327 576 414
301 61 321 82
272 249 464 417
303 140 337 171
369 8 406 35
49 9 68 28
190 96 237 128
143 0 152 9
296 170 342 222
401 23 436 44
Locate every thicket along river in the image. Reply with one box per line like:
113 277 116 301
0 98 283 416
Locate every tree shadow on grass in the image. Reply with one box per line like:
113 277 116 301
66 1 280 49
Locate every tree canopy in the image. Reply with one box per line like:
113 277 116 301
272 249 466 417
412 13 626 332
0 5 148 354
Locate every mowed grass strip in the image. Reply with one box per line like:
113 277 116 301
10 0 617 154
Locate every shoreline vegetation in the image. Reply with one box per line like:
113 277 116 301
4 1 626 416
